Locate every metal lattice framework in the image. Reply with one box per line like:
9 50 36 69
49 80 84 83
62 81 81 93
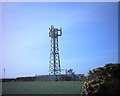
49 25 62 80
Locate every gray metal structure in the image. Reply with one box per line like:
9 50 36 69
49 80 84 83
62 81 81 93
49 25 62 80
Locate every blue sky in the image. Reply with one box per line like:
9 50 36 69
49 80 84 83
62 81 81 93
2 2 118 78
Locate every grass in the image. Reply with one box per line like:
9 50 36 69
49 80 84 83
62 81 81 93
2 81 84 94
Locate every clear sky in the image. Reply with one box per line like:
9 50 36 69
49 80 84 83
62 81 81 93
2 2 118 78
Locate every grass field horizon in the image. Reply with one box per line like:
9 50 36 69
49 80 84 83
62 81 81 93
2 81 84 94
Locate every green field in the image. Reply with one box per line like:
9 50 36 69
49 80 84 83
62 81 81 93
2 81 84 94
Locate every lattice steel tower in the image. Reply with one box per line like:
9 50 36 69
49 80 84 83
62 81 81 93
49 25 62 80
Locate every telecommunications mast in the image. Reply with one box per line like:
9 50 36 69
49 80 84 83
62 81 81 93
49 25 62 81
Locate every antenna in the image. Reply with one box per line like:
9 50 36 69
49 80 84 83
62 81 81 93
49 25 62 81
4 68 5 78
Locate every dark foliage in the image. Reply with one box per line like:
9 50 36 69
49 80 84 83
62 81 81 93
81 63 120 96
